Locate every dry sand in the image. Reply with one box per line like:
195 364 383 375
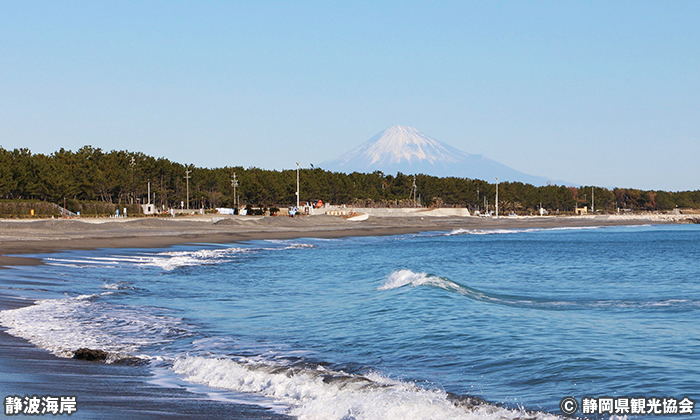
1 213 694 268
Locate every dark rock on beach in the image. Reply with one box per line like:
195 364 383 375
73 348 108 361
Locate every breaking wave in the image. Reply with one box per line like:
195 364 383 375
444 226 602 236
379 270 700 311
172 355 562 420
144 247 249 270
45 243 315 271
378 269 462 292
0 294 188 362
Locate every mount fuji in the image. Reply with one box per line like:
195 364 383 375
320 125 552 185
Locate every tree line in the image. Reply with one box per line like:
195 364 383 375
1 146 698 214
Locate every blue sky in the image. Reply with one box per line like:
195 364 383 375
1 1 698 191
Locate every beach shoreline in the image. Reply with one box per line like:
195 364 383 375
1 213 694 268
0 276 293 419
0 305 293 419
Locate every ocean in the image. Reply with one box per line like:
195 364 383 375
1 224 698 419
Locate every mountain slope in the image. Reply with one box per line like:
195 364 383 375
321 126 551 185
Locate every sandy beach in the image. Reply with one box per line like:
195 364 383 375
1 213 694 268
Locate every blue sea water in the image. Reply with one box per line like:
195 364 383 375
1 224 699 419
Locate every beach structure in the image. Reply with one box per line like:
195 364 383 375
140 203 156 215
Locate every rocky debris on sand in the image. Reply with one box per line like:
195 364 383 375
73 348 108 361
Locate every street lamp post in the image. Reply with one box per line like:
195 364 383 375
495 177 499 218
231 173 238 212
296 162 300 209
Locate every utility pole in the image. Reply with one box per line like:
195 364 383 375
495 177 499 218
184 168 192 210
592 187 595 213
147 179 151 205
130 156 136 205
412 175 418 207
296 162 300 209
231 173 238 212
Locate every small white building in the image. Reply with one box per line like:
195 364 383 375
141 203 156 215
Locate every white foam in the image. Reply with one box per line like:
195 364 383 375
259 242 316 251
102 282 135 291
378 271 700 313
140 247 248 271
378 271 572 310
43 249 248 271
44 263 87 268
378 269 459 292
91 244 313 271
45 258 118 265
76 248 249 271
0 295 187 361
283 243 315 249
50 243 316 272
172 356 562 420
445 226 602 236
446 228 520 236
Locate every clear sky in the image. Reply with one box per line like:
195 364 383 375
1 1 698 191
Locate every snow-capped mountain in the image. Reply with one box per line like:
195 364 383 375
320 125 551 185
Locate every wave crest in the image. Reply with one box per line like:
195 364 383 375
172 356 561 420
44 242 316 271
0 295 188 361
379 269 431 290
378 270 699 311
445 226 602 236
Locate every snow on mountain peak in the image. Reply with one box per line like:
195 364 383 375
320 125 552 185
346 125 464 167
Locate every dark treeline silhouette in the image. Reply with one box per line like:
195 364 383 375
1 146 698 213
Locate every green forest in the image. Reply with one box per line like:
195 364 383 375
1 146 699 216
